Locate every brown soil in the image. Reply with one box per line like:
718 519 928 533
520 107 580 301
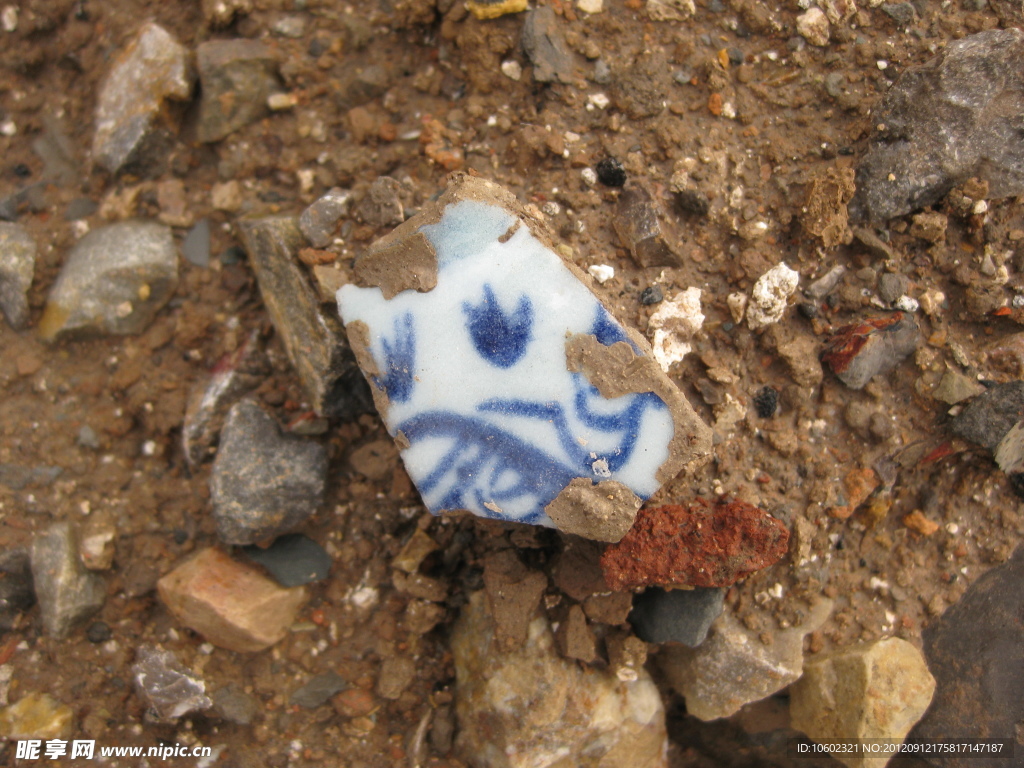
1 1 1022 766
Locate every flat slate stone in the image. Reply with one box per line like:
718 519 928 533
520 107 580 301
241 533 332 587
908 546 1024 767
336 174 711 538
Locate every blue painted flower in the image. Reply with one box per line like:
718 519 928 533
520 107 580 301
462 284 533 368
376 313 416 402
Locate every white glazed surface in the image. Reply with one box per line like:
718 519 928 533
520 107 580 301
338 200 675 525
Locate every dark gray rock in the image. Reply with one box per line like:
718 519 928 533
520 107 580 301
210 399 328 545
521 7 575 85
29 522 106 639
238 216 372 418
182 219 211 267
908 546 1023 767
851 29 1024 223
950 380 1024 451
290 671 347 709
882 2 916 27
242 533 332 587
196 39 279 143
132 646 212 721
38 220 178 341
821 313 920 390
613 185 677 267
92 23 193 175
212 685 259 725
0 222 36 329
629 587 725 646
0 550 34 635
181 330 267 467
299 188 352 248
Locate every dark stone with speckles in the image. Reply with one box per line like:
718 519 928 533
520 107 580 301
596 157 627 188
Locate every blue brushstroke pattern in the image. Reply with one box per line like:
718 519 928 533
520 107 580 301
590 305 640 352
375 313 416 403
397 411 576 524
463 284 534 368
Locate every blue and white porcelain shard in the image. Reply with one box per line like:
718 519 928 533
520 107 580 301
337 175 711 541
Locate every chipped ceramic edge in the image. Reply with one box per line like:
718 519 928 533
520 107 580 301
340 174 712 534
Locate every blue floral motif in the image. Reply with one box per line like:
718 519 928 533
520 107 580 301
462 284 533 368
375 313 416 403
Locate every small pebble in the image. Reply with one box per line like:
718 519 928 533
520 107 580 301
640 285 664 305
182 219 211 268
86 621 112 643
595 157 627 187
753 386 779 418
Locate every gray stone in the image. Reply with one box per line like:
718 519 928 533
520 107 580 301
882 2 916 27
521 7 575 85
451 590 669 768
238 216 372 418
659 600 833 721
613 185 677 267
29 522 106 639
950 380 1024 451
212 685 258 725
182 219 211 267
131 646 212 721
64 198 98 222
0 464 62 490
38 220 179 341
0 550 34 635
210 399 328 545
356 177 403 228
196 39 280 143
92 23 193 175
76 425 100 449
181 331 267 467
822 314 920 390
932 370 987 405
32 116 78 186
628 587 724 647
909 546 1024 768
290 671 346 709
336 64 390 111
851 29 1024 222
241 533 332 587
877 272 909 305
0 222 36 329
300 188 352 248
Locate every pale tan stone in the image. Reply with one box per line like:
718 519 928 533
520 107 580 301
158 548 307 653
789 637 936 768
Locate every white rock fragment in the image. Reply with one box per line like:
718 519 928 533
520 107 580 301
1 5 17 32
581 167 598 187
646 0 695 21
267 92 298 110
588 264 615 284
587 93 610 110
648 287 704 371
895 295 919 313
500 60 522 81
796 7 830 47
578 0 604 12
747 262 799 331
726 292 747 324
918 288 945 316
